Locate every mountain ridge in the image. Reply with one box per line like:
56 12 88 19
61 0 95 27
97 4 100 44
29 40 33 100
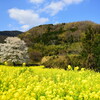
0 31 22 43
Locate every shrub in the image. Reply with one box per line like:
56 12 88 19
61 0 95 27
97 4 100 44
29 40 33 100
69 55 83 67
43 56 71 70
28 48 42 63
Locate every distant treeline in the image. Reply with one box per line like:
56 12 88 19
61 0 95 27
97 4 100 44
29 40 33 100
0 31 22 43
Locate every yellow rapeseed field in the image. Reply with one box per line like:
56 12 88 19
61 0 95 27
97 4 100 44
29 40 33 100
0 65 100 100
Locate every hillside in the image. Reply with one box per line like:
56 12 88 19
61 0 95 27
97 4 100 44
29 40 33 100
18 21 100 70
0 31 22 43
19 21 100 46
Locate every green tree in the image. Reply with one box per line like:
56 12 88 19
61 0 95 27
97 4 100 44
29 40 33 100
81 26 100 70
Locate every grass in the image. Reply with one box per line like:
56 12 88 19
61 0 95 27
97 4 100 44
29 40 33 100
0 65 100 100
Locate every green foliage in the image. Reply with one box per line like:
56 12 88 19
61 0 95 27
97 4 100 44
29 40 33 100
43 56 71 70
43 44 68 56
18 21 100 71
67 42 82 54
81 26 100 71
92 34 100 70
69 55 83 67
28 48 42 63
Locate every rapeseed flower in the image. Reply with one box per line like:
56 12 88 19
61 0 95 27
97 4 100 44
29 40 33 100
68 65 72 70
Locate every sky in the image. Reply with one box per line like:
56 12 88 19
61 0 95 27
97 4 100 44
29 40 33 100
0 0 100 31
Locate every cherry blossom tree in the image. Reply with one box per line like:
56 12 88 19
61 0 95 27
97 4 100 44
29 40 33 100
0 37 29 64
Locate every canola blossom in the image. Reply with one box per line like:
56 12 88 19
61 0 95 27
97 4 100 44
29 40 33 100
22 63 26 66
4 62 8 66
0 65 100 100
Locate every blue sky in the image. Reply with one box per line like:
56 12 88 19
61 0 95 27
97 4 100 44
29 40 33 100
0 0 100 31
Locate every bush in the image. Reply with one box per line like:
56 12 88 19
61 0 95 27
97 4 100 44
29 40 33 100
69 55 84 68
43 56 71 70
28 48 42 63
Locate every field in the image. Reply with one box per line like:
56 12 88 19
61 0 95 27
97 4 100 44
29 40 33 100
0 65 100 100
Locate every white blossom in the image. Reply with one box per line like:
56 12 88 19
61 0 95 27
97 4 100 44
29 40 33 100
0 37 29 63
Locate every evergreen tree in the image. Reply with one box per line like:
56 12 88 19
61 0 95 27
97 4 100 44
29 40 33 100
81 26 100 70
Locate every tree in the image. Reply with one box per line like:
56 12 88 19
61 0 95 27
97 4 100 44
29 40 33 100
81 26 100 70
28 48 42 63
0 37 29 65
92 34 100 71
81 26 95 57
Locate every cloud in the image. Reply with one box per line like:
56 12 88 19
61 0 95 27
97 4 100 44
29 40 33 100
21 25 30 32
43 1 64 16
8 0 84 31
29 0 44 4
8 24 30 31
42 0 83 16
53 21 60 25
63 0 83 4
8 8 49 27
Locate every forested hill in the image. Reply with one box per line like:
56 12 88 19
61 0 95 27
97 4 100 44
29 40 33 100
19 21 100 46
0 31 22 36
0 31 22 43
19 21 100 71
